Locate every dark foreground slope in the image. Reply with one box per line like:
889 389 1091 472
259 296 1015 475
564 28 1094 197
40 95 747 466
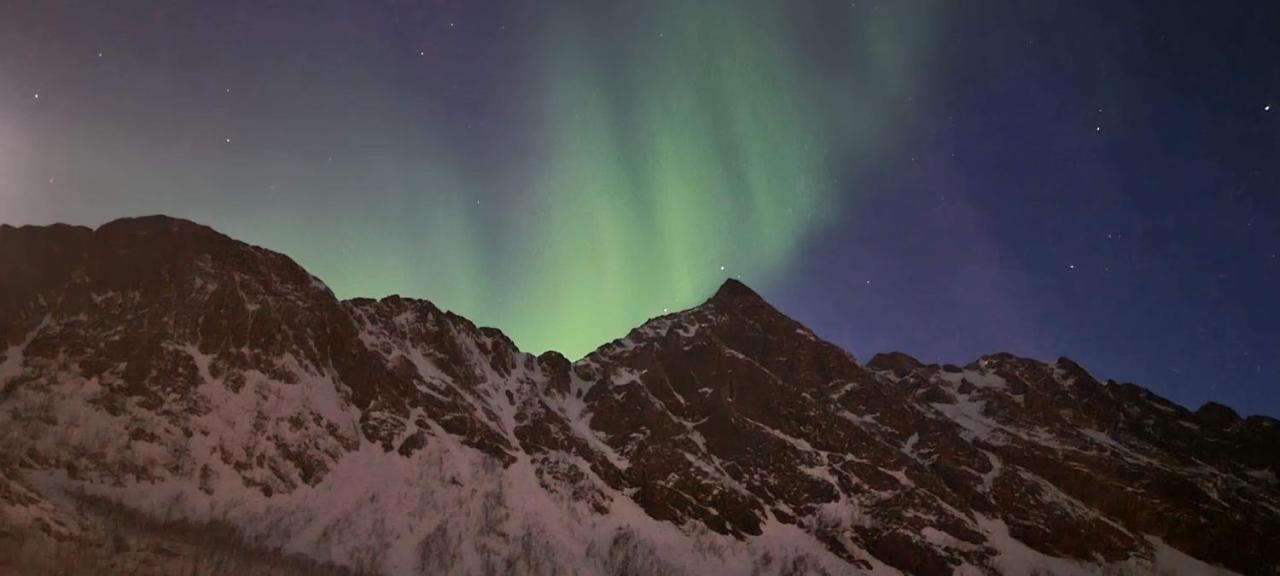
1 216 1276 575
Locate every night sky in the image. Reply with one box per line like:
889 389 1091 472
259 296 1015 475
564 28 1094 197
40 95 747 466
1 1 1277 416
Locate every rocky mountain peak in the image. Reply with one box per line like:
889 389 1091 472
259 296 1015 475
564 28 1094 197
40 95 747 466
703 278 787 321
866 351 924 376
1196 400 1243 428
708 277 764 304
96 214 223 238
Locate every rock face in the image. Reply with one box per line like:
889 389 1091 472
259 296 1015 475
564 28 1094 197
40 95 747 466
1 216 1277 575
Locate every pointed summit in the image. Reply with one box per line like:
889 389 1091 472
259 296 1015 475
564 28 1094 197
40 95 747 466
701 277 805 335
708 278 767 306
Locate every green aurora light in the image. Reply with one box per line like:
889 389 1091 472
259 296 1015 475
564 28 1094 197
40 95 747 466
234 1 932 359
1 0 933 359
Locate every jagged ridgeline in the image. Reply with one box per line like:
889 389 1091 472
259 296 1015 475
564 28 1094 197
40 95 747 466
1 216 1277 575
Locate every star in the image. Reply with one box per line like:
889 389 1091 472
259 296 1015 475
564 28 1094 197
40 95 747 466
719 265 725 271
1095 126 1101 132
96 51 103 58
224 138 232 143
1068 264 1076 270
33 93 39 99
1266 105 1272 112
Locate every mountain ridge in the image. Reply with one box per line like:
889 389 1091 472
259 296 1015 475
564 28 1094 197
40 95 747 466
1 215 1277 575
0 214 1245 418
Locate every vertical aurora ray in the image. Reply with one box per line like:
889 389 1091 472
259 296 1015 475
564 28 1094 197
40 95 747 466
498 0 847 357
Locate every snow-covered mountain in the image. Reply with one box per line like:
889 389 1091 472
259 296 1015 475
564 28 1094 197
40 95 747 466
1 216 1276 575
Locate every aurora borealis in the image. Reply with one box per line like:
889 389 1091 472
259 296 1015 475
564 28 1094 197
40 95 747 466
511 0 841 356
2 1 1278 416
0 0 929 358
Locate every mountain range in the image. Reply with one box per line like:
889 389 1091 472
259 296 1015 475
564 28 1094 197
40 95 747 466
1 216 1277 575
